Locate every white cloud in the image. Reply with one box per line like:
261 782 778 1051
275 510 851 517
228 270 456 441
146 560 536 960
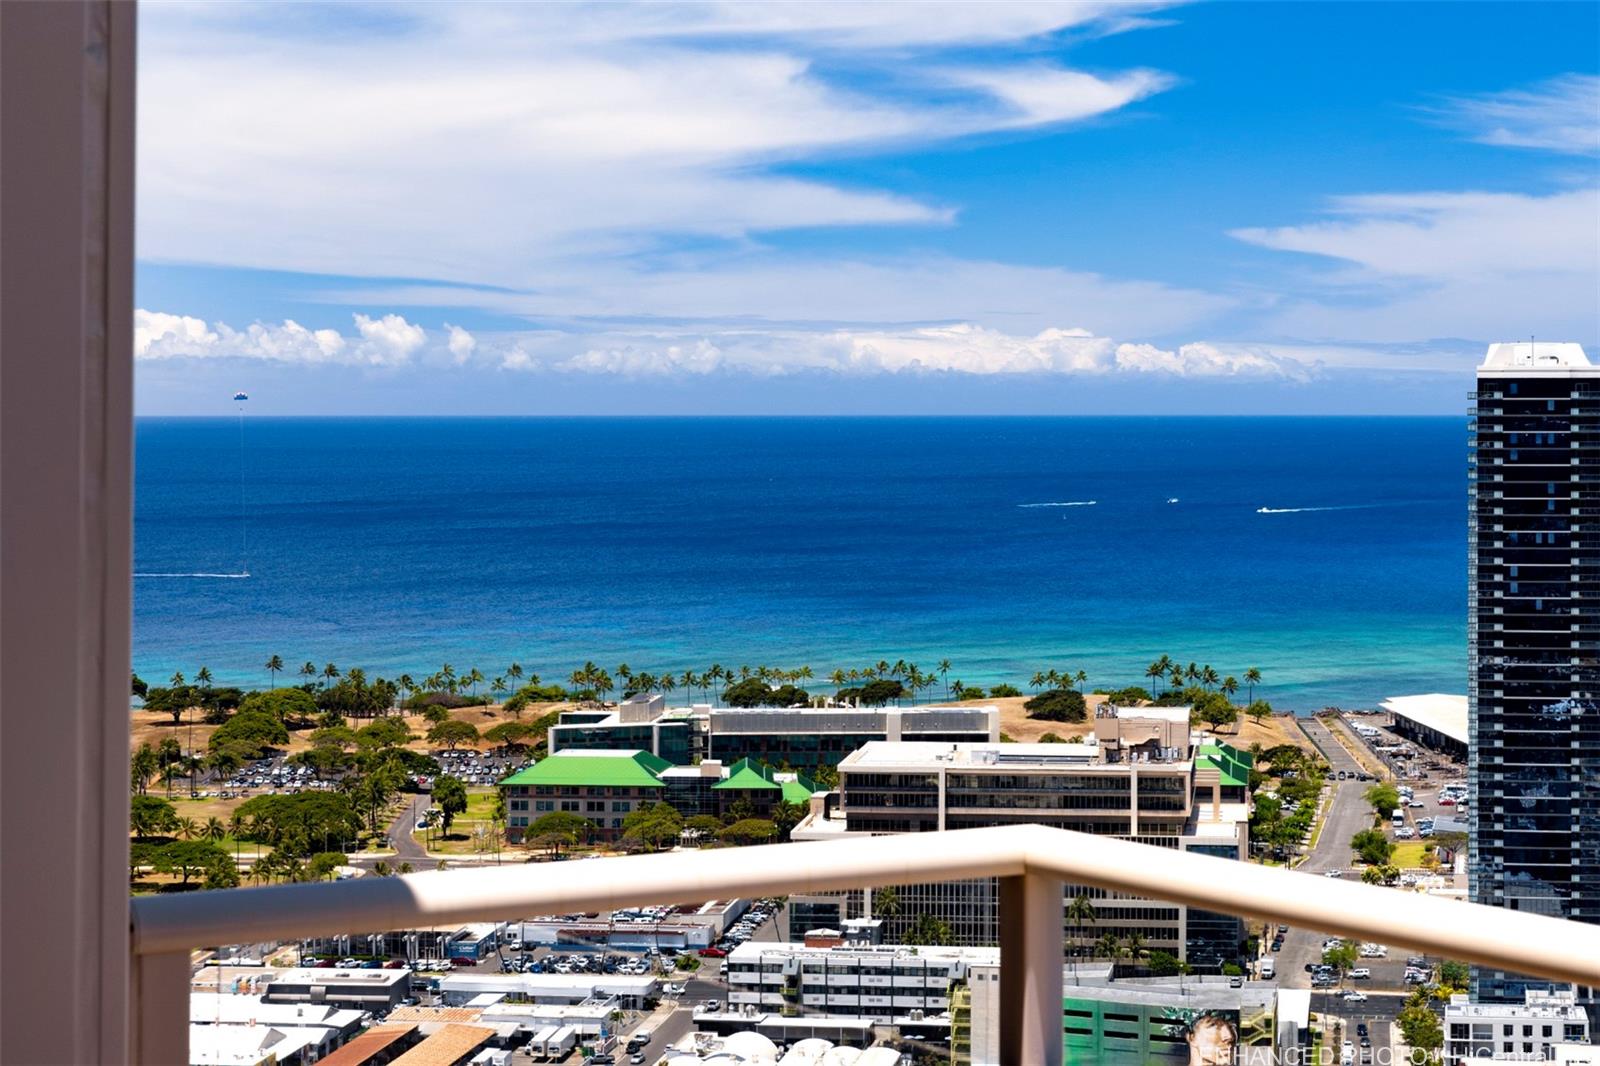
1230 187 1599 342
135 310 217 358
135 4 1178 284
1230 188 1598 280
445 324 477 365
317 255 1235 340
134 309 434 365
497 322 1319 380
1426 74 1600 155
950 65 1175 128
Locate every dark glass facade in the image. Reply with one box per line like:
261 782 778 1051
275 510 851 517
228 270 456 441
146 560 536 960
1469 362 1600 1001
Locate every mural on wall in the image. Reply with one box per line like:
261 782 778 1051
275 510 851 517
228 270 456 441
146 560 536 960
1162 1007 1240 1066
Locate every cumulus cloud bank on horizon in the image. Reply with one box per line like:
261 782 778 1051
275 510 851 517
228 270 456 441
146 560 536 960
135 310 426 366
136 312 1319 382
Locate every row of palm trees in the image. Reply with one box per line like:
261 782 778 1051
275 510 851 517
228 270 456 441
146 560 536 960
229 654 1266 713
1142 657 1264 703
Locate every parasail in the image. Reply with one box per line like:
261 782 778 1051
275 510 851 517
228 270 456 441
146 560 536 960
233 391 249 401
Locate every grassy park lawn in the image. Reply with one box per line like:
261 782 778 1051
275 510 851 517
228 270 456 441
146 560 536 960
1390 842 1432 868
418 788 504 856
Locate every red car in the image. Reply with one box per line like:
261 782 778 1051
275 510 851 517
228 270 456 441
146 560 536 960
698 946 726 958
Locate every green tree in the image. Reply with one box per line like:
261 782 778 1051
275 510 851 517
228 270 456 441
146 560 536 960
1352 827 1396 866
718 818 778 845
427 719 480 750
265 655 284 686
209 709 290 759
1364 782 1401 819
1322 939 1358 983
1243 667 1262 704
153 840 232 888
131 743 159 795
1397 987 1444 1060
622 802 685 851
904 914 952 946
526 811 596 855
130 795 179 839
1246 699 1273 723
1066 894 1097 959
432 774 469 834
483 721 534 753
1024 688 1087 723
872 886 901 922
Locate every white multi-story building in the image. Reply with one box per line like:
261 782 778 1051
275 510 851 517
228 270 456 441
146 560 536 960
790 705 1254 964
723 941 998 1023
1445 989 1590 1063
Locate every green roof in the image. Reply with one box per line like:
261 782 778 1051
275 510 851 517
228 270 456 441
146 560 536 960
780 777 816 805
712 757 780 792
1195 740 1253 788
500 750 669 789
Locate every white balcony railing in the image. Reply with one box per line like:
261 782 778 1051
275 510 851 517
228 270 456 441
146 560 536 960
130 824 1600 1066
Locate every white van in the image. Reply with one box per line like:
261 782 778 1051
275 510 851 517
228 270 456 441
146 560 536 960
1259 959 1275 979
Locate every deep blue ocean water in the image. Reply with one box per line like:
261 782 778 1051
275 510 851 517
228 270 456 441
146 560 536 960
133 417 1468 711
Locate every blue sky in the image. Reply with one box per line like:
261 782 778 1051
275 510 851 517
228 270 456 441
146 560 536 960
134 1 1599 414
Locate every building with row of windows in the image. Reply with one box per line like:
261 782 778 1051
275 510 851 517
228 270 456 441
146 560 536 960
547 694 999 770
499 749 815 841
1445 988 1590 1063
788 705 1254 966
1468 342 1600 1003
723 941 994 1023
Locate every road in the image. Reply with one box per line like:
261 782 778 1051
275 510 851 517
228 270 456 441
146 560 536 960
1269 719 1417 1062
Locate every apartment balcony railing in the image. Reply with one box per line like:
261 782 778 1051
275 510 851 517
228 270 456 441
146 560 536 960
129 824 1600 1066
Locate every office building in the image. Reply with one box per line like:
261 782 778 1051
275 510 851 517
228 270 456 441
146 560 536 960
500 750 814 841
790 705 1253 965
1469 342 1600 1001
1445 988 1590 1062
723 941 997 1022
547 694 999 770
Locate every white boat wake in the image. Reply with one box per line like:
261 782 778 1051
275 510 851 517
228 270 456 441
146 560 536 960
1256 504 1381 514
134 572 251 579
1018 500 1097 508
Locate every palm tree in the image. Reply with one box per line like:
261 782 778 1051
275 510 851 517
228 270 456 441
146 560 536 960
1222 676 1239 701
491 676 507 702
397 862 413 875
659 673 676 703
1170 667 1185 691
1095 932 1119 960
1244 667 1262 704
507 662 524 688
170 670 185 688
195 666 213 690
1030 671 1046 693
265 655 283 687
322 662 340 687
203 817 226 844
372 861 392 878
176 817 201 840
1201 665 1220 691
1066 894 1097 968
465 667 484 696
299 661 317 684
1073 670 1088 692
1185 662 1200 687
131 744 158 795
1145 659 1167 692
937 659 952 698
1126 933 1147 965
872 886 901 924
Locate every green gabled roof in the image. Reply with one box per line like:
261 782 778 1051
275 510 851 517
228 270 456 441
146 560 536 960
712 757 780 792
1195 740 1253 788
499 750 669 789
780 777 816 805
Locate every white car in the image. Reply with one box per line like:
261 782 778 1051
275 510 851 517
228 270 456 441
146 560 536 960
1350 967 1371 979
1325 870 1343 878
1342 990 1368 1002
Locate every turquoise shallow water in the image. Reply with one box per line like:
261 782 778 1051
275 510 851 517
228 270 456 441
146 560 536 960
133 416 1467 711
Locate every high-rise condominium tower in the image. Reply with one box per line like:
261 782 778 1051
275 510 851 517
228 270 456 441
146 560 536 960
1469 342 1599 1001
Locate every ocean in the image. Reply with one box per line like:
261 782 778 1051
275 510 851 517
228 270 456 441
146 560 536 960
133 416 1467 711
